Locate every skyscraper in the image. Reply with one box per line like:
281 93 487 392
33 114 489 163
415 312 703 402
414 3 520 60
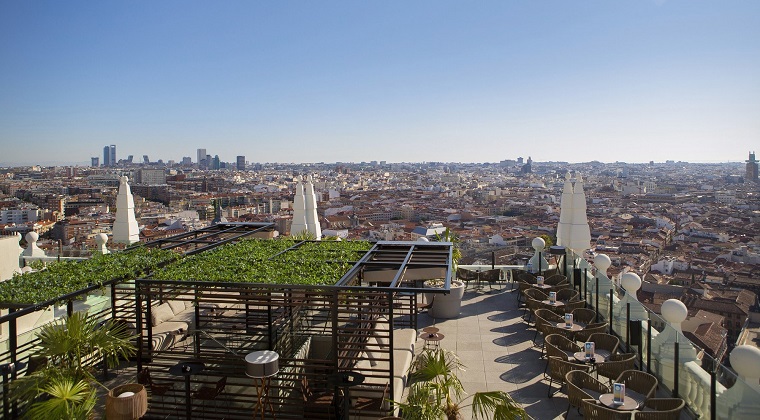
236 156 245 171
197 149 206 165
103 146 110 166
109 145 116 166
746 151 758 182
91 157 99 167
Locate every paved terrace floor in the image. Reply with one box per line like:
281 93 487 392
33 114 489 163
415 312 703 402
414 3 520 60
416 283 572 420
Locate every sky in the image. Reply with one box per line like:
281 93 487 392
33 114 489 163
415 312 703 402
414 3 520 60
1 1 759 166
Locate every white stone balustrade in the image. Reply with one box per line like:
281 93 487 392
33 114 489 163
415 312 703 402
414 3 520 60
574 251 760 419
22 231 46 258
528 237 548 273
95 233 110 254
718 346 760 419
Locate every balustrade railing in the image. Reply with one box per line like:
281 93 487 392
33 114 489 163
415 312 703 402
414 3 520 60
564 250 760 420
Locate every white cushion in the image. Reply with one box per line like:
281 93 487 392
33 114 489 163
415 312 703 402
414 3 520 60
151 303 174 327
167 300 185 314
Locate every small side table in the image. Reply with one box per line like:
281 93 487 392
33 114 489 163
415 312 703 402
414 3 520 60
420 332 444 350
246 350 280 420
422 326 439 334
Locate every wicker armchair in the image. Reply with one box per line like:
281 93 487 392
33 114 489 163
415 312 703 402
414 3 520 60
456 267 479 290
480 268 503 290
523 288 548 323
580 399 633 420
524 288 548 301
556 288 580 302
524 297 543 324
597 353 637 384
633 398 685 420
548 282 572 294
566 370 610 417
574 322 609 342
588 332 620 359
517 273 537 304
533 309 563 345
544 274 567 285
553 299 586 315
546 357 590 397
572 308 597 325
615 370 658 400
545 334 581 366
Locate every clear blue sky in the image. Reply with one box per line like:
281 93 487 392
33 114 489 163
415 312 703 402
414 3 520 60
1 1 758 166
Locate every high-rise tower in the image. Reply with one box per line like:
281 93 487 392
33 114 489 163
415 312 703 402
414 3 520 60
746 152 758 182
197 149 206 166
109 145 116 166
103 146 110 166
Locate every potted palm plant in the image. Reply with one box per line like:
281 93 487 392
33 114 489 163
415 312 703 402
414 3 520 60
11 312 136 419
396 349 529 420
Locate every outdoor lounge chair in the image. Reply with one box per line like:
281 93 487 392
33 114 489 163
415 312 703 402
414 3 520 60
588 333 620 359
614 369 658 400
633 398 685 420
580 398 633 420
456 267 479 290
597 353 637 385
574 322 609 342
193 376 227 417
566 370 610 417
546 356 591 397
571 308 597 325
479 268 503 291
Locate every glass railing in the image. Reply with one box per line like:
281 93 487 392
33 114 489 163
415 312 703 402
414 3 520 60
570 250 760 420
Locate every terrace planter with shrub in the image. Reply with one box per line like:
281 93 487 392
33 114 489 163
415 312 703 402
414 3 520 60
423 279 464 319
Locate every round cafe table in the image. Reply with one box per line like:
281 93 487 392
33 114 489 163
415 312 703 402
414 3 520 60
532 284 552 291
420 332 444 350
422 326 439 334
573 351 606 364
599 392 642 411
542 300 565 307
556 322 583 332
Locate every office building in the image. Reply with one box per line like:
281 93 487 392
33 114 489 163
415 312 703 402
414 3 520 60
135 168 166 185
103 146 110 166
237 156 245 171
102 145 116 167
197 148 206 166
91 157 99 167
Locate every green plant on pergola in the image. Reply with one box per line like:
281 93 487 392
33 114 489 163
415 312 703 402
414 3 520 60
0 246 179 306
151 239 372 285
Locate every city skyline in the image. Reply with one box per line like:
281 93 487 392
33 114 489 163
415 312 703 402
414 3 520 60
1 1 759 166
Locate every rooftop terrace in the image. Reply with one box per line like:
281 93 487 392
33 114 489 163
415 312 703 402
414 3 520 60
1 227 759 419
